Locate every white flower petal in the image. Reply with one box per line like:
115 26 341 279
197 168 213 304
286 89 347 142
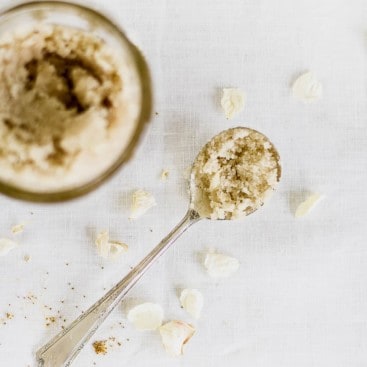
11 223 25 234
220 88 246 119
179 289 203 319
95 231 128 259
108 241 129 259
127 302 164 330
292 71 322 103
129 190 156 219
204 252 239 278
295 193 324 218
159 320 195 356
95 230 110 258
0 238 17 256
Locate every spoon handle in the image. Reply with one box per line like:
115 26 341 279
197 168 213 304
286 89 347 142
36 209 201 367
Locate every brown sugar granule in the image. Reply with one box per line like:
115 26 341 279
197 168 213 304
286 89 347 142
93 340 108 355
23 254 31 262
24 293 38 304
45 316 57 327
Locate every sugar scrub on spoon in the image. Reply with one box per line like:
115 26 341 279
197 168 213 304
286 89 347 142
37 127 281 367
191 127 281 219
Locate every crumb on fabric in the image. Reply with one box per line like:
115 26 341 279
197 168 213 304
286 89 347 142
93 340 108 355
160 169 169 181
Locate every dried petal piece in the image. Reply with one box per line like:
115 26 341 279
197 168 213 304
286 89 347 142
0 238 17 256
204 252 239 278
295 193 324 218
292 71 322 103
179 289 203 319
95 231 128 260
220 88 246 119
95 231 109 258
129 190 156 219
108 240 129 258
127 302 164 330
11 223 25 234
159 320 195 356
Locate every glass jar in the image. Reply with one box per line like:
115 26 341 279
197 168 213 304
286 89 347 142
0 1 152 202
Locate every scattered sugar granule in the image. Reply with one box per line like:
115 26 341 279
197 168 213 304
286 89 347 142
161 169 169 181
93 340 108 355
11 223 25 234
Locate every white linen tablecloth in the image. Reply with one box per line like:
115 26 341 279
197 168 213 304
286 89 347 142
0 0 367 366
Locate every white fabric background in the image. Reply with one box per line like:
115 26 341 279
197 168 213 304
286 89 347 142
0 0 367 366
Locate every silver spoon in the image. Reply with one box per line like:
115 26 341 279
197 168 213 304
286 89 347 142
36 127 281 367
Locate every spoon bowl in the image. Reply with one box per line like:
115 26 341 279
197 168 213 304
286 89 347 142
190 127 281 220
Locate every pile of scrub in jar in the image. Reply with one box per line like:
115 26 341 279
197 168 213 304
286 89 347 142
0 24 141 192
